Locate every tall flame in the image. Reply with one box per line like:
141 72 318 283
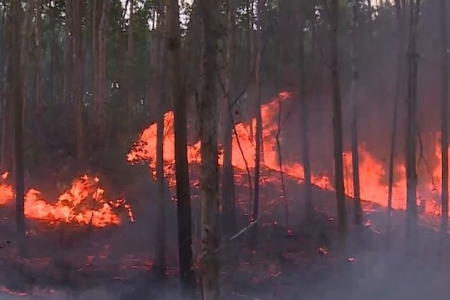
128 91 448 217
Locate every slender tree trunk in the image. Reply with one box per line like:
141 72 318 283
72 0 84 162
64 0 73 105
330 0 347 230
198 0 221 298
222 0 236 237
34 0 43 132
154 0 167 279
12 0 25 250
167 0 196 294
251 0 266 249
99 0 108 143
350 0 362 225
298 12 313 220
440 0 448 234
20 0 34 121
405 0 421 236
127 0 135 118
387 0 405 233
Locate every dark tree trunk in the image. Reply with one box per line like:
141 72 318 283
167 0 196 294
330 0 347 230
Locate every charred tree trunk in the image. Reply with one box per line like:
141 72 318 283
73 0 84 163
350 0 362 225
222 0 236 237
440 0 448 234
298 11 313 220
167 0 196 294
198 0 221 298
154 0 167 280
405 0 421 237
251 0 266 249
330 0 347 230
12 0 25 250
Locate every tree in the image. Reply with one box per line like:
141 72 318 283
405 0 421 236
440 0 448 234
298 3 313 220
387 0 406 234
251 0 266 249
72 0 84 163
198 0 221 298
154 0 168 279
221 0 237 238
350 0 362 225
330 0 346 230
167 0 196 294
12 0 25 249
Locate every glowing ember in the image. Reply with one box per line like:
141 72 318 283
0 174 133 227
128 91 449 218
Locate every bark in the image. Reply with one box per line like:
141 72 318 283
222 0 237 237
167 0 196 294
440 0 448 233
154 0 167 279
298 12 313 220
198 0 221 298
387 0 405 232
72 0 84 162
405 0 421 236
251 0 266 249
350 0 362 225
330 0 347 230
12 0 25 250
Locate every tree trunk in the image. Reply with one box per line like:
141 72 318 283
12 0 25 251
298 10 313 220
350 0 362 225
387 0 405 233
34 0 43 132
440 0 448 234
72 0 84 163
221 0 236 237
64 0 73 105
167 0 196 294
198 0 221 298
330 0 347 230
127 0 135 118
405 0 421 236
251 0 266 249
154 0 167 279
98 0 108 143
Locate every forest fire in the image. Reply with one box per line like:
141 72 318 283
0 174 133 228
128 91 446 218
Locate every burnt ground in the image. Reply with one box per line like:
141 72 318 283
0 169 449 299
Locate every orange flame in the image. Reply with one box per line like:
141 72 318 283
128 91 448 218
0 174 133 227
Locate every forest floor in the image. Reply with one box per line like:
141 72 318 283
0 170 449 299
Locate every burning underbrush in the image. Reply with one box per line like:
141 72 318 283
0 90 449 298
